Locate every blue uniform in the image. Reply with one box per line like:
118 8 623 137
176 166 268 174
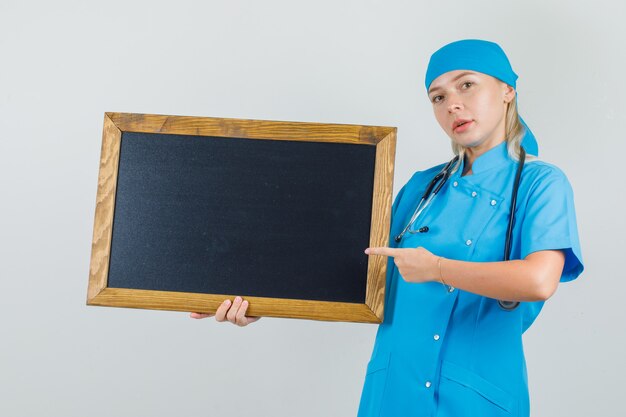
357 142 584 417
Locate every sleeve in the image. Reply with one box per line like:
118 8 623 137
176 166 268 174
519 168 584 282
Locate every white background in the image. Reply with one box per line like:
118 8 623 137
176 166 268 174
1 1 623 416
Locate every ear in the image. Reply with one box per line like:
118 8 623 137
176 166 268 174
503 83 516 103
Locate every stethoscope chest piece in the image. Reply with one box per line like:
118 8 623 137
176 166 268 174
498 300 520 311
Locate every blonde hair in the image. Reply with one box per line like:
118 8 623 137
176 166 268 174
450 92 536 174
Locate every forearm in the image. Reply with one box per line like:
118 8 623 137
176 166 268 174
436 251 564 302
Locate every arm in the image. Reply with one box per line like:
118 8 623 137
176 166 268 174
366 166 583 301
436 250 565 301
365 246 565 302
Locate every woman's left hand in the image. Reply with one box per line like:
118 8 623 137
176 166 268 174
365 246 439 284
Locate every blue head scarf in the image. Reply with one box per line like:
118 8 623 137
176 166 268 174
424 39 538 156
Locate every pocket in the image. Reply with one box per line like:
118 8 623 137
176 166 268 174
439 361 515 416
357 352 391 417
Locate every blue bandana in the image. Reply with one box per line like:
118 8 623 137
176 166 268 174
425 39 538 156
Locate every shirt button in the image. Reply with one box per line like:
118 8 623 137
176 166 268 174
465 239 472 246
448 286 455 293
425 381 432 388
433 334 440 341
453 181 458 187
491 199 497 206
471 191 477 197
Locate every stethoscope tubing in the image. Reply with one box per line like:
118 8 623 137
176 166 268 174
394 156 459 243
498 146 526 311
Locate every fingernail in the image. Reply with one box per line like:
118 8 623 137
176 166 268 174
224 300 231 305
235 296 242 302
364 248 370 254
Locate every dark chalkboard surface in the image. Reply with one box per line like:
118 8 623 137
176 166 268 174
87 113 396 323
108 131 375 302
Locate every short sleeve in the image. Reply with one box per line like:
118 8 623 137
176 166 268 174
520 167 584 282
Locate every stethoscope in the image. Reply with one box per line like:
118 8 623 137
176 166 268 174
394 147 527 311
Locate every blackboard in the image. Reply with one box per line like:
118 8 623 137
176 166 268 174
87 112 396 323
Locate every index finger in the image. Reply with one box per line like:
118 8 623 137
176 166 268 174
365 247 400 257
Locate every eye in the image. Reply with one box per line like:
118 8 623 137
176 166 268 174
462 81 473 89
432 95 443 103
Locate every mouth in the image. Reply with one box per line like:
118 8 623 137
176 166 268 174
452 119 473 132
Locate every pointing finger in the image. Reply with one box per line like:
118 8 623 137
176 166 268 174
365 247 400 257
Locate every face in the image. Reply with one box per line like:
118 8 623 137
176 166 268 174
427 70 515 153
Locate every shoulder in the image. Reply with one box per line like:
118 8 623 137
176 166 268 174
516 158 579 223
521 159 574 195
523 159 568 180
392 161 448 212
405 162 448 189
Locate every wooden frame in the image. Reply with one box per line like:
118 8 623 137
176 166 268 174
87 112 396 323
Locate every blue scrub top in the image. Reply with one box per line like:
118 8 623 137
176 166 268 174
357 142 584 417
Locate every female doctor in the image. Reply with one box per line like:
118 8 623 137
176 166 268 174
191 39 584 417
358 39 584 416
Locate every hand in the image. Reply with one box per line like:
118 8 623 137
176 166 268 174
365 246 439 284
189 296 261 327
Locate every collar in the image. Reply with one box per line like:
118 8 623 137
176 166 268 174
454 141 512 177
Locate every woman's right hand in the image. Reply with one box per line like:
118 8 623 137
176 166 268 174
189 296 261 327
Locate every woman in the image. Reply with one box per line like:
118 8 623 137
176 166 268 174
358 39 583 416
192 39 584 417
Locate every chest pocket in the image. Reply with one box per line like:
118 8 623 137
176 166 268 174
414 179 508 261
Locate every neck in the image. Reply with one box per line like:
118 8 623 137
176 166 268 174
461 139 506 176
460 113 508 175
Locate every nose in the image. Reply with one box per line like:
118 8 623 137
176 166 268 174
447 92 463 113
447 101 463 113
